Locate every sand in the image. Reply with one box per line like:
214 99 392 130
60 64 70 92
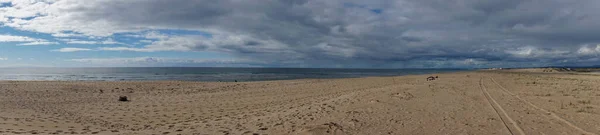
1 70 599 135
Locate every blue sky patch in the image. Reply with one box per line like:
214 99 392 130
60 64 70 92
0 2 11 8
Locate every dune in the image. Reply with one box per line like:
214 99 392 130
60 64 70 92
1 70 599 134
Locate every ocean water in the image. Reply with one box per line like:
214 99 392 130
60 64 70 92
0 67 466 82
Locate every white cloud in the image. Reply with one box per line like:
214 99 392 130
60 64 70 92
0 34 45 42
101 38 123 45
57 38 125 45
505 46 570 58
0 1 118 36
505 47 535 57
577 44 600 55
0 57 7 60
462 58 486 65
57 39 96 44
65 40 97 44
51 33 86 37
17 41 59 46
52 47 92 52
139 40 153 43
98 47 155 52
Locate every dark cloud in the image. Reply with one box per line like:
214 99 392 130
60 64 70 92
3 0 600 68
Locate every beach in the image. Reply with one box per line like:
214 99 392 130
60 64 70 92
1 70 599 135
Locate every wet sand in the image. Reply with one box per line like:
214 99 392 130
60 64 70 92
1 70 599 134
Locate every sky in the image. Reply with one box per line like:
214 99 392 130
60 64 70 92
1 0 600 68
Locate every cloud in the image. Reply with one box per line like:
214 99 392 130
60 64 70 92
0 57 7 60
0 34 45 42
69 57 259 67
58 39 97 44
65 40 97 44
504 46 570 58
17 41 59 46
51 33 86 37
100 32 289 54
3 0 600 67
100 38 124 45
52 47 92 52
139 40 153 43
576 44 600 55
58 38 125 45
98 47 155 52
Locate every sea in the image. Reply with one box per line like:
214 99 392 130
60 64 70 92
0 67 467 82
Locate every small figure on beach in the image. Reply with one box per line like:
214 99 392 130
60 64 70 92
427 76 436 81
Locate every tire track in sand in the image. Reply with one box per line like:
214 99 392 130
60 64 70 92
490 77 597 135
479 78 525 135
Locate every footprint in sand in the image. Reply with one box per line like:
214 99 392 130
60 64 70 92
391 92 415 100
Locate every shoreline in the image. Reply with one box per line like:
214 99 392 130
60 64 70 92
0 67 468 82
0 70 472 83
1 70 599 134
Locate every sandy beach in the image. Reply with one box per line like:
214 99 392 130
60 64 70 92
1 70 599 135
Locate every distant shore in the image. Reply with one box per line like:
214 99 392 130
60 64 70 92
1 70 598 134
